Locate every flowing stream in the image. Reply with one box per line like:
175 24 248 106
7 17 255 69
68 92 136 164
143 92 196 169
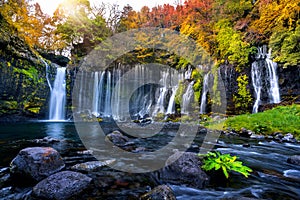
0 122 299 199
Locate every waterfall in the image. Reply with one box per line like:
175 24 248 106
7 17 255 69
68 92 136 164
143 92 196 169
266 49 280 103
75 64 186 121
152 71 169 116
103 71 112 117
166 86 178 114
49 67 66 121
251 46 280 113
200 73 210 114
42 59 52 91
251 62 262 113
181 81 194 114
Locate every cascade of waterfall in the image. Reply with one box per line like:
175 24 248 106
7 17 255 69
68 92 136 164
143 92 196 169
49 67 66 121
251 62 262 113
266 49 280 103
181 81 194 114
76 64 186 121
251 46 280 113
200 73 210 114
103 71 112 117
92 72 100 117
152 71 169 116
184 65 192 80
42 59 52 91
166 86 178 114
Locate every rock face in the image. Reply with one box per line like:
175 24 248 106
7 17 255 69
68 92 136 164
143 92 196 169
287 155 300 166
32 171 92 200
0 13 49 121
158 152 209 189
141 185 176 200
10 147 65 182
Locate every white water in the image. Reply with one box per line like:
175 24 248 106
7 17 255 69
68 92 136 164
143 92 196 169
181 81 194 114
251 62 262 113
43 59 52 91
49 67 66 121
166 86 178 114
103 71 112 117
251 46 280 113
76 65 186 121
200 73 210 114
266 49 280 103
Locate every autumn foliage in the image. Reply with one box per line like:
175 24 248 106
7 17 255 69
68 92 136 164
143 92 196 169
0 0 299 67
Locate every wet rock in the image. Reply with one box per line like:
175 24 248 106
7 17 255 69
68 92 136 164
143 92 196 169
282 133 296 143
239 128 252 138
106 130 129 145
274 133 284 141
71 160 115 172
33 136 61 144
10 147 65 182
32 171 92 200
158 152 209 189
141 185 176 200
287 155 300 166
250 134 265 139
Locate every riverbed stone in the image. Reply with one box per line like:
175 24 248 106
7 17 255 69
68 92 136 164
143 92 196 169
106 130 129 145
71 160 115 172
32 171 92 200
158 152 209 189
10 147 65 182
287 155 300 166
140 185 176 200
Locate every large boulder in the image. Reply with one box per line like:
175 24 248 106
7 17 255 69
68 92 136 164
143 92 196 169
10 147 65 182
105 130 129 145
158 152 209 189
32 171 92 200
287 155 300 166
141 185 176 200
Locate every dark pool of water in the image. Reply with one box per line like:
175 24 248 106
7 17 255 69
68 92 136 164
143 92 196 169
0 122 299 199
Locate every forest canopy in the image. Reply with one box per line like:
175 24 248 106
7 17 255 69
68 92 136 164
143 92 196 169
0 0 299 68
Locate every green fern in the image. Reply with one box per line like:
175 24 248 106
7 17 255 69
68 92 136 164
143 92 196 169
199 151 252 179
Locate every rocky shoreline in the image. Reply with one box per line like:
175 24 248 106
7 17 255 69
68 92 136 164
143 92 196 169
0 126 300 199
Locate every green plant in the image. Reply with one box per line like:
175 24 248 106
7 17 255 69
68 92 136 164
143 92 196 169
199 151 252 179
253 123 268 134
233 74 252 114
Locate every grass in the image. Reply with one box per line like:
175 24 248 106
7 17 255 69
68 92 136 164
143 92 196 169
224 104 300 138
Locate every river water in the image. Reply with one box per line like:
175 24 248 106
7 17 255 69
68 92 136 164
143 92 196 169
0 122 299 199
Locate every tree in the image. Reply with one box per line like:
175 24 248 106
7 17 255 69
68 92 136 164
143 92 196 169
0 0 46 48
52 0 111 61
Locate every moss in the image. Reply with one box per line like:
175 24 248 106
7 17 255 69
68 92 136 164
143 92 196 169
0 100 18 115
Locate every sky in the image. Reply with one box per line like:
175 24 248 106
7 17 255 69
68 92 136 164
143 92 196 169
35 0 179 16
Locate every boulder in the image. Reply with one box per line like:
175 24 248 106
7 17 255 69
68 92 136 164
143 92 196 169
141 185 176 200
105 130 129 145
32 171 92 200
158 152 209 189
10 147 65 182
287 155 300 166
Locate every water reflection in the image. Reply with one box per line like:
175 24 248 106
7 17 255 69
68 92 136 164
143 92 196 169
45 122 65 139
